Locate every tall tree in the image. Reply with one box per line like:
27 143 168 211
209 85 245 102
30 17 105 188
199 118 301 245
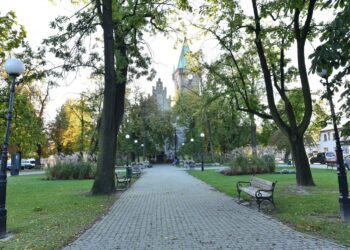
174 89 250 157
200 51 270 156
197 0 319 186
90 0 118 193
48 105 69 155
44 0 190 194
120 89 174 162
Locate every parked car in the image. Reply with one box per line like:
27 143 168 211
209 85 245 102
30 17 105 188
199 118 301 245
21 159 36 169
310 153 326 164
310 152 336 164
6 160 24 170
344 155 350 170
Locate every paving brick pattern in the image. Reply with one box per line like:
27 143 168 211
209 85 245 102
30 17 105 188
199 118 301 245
64 165 346 250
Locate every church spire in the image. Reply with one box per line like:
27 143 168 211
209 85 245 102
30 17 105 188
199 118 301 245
176 37 190 69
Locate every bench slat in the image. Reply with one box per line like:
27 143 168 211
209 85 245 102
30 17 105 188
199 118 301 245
250 177 274 190
239 187 271 198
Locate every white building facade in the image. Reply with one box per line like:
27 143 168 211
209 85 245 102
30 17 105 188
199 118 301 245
319 125 350 155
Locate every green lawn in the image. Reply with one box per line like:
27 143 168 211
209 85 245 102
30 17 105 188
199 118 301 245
189 168 350 246
0 174 117 250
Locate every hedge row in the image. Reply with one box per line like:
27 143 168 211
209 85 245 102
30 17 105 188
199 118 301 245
46 161 96 180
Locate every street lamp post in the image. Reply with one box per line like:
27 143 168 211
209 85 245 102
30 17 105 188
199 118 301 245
200 133 205 171
181 143 185 160
173 116 179 161
1 58 25 238
317 69 350 222
134 139 138 163
141 143 144 161
125 134 130 166
174 129 177 160
190 138 194 161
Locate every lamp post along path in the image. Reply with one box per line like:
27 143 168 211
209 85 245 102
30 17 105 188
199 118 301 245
125 134 130 167
317 69 350 222
173 117 179 161
134 139 138 163
141 144 144 161
190 138 194 161
200 133 205 171
174 129 177 160
1 58 25 238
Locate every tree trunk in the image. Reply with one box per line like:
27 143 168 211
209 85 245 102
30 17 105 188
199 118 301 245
114 54 127 144
284 149 290 163
251 0 315 186
205 108 214 161
290 133 315 186
36 144 42 168
91 0 116 194
79 110 85 160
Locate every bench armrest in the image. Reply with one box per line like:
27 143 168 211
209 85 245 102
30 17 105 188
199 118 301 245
255 189 270 198
254 186 276 198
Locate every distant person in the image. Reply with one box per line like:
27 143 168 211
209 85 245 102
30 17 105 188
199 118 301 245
173 157 179 166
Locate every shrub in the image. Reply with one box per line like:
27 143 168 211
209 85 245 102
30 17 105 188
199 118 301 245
223 154 275 176
203 153 226 164
232 155 250 169
250 156 264 174
46 161 96 180
261 154 276 172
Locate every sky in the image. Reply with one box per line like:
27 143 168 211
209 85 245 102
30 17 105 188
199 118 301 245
0 0 342 122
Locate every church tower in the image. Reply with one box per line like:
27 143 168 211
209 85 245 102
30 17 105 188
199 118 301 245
172 38 200 93
151 78 171 112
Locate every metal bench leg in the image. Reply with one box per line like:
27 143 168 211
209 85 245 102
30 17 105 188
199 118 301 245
257 199 262 212
271 197 276 208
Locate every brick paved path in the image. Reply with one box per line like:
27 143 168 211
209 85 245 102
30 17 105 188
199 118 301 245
64 165 346 250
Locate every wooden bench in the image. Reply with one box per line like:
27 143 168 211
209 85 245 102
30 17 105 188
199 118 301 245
326 161 338 169
236 176 277 211
132 165 142 177
115 172 131 189
184 160 195 169
142 160 153 168
326 160 350 170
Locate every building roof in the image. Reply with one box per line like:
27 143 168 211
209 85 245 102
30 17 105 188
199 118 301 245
320 124 338 132
320 121 349 132
176 38 190 70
